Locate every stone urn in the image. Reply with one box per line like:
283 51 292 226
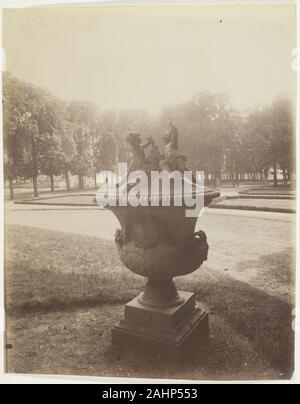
106 186 220 360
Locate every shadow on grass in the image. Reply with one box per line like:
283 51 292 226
237 249 295 294
6 264 294 378
178 268 294 378
5 225 295 379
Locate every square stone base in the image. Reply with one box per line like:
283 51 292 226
112 291 209 361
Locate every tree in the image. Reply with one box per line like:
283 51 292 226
244 106 272 184
22 113 40 197
69 127 94 190
157 92 233 185
223 112 245 187
3 75 66 197
4 73 294 196
94 133 117 173
22 87 66 196
38 98 69 192
3 73 32 199
269 97 295 184
244 97 295 186
60 120 76 191
39 130 64 192
68 101 99 190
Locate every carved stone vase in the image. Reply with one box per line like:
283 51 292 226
107 187 219 360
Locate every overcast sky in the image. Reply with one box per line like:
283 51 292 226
3 5 297 114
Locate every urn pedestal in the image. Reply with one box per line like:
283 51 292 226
112 292 209 361
107 188 219 360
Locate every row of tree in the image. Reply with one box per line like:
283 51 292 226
155 92 295 187
3 73 295 200
3 73 117 199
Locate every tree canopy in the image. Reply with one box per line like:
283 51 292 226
3 72 295 199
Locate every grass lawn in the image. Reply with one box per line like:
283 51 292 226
213 198 296 213
240 188 296 196
5 225 295 380
15 194 98 206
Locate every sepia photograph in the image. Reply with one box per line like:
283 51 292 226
0 1 299 384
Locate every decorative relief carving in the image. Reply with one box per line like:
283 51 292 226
108 122 217 308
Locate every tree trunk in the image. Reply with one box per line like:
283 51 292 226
8 177 15 201
79 175 84 191
50 174 55 192
273 163 278 187
214 172 221 187
32 136 39 197
264 169 269 187
33 175 39 197
65 170 71 192
282 170 288 185
215 177 221 187
94 172 98 189
232 174 236 188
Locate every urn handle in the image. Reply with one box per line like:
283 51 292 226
193 230 209 262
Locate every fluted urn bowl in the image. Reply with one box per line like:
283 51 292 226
105 186 220 309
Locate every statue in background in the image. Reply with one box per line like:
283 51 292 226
126 121 192 175
159 121 193 175
126 132 153 173
126 132 162 173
